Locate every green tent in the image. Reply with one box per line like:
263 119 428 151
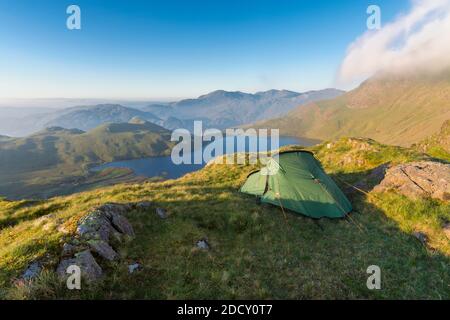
240 150 352 219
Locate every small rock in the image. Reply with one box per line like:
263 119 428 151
57 224 71 234
61 243 77 257
413 231 428 245
104 202 130 211
99 203 131 218
110 229 124 243
57 250 102 281
196 239 210 250
128 263 141 274
88 240 119 261
135 201 152 210
156 208 168 219
22 262 42 280
111 213 135 237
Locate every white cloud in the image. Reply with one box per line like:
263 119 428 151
337 0 450 86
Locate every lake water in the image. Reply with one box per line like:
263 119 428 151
92 136 319 180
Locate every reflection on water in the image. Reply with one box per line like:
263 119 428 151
92 136 319 179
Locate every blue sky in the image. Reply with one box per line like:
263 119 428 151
0 0 411 99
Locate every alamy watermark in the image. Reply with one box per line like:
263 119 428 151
171 121 280 174
66 265 81 290
366 265 381 290
367 5 381 30
66 5 81 30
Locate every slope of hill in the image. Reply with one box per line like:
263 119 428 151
144 88 344 130
0 104 161 137
254 72 450 146
0 121 173 199
0 135 11 141
0 138 448 299
0 106 56 119
415 120 450 161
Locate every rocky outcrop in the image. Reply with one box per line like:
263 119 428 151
416 120 450 154
21 262 42 281
156 207 168 219
348 163 389 194
56 250 102 281
373 161 450 201
56 202 153 281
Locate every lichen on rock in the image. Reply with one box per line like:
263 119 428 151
373 161 450 201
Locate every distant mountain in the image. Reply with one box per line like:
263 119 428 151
0 89 344 136
143 88 344 130
0 119 172 173
0 106 56 118
254 72 450 146
0 120 173 198
45 104 161 131
0 104 161 137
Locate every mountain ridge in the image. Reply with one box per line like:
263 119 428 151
144 88 345 130
253 73 450 146
0 104 162 137
0 120 174 199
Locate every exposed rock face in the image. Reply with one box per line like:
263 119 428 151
20 201 158 283
77 210 114 242
416 120 450 154
111 214 135 237
156 207 168 219
349 163 389 193
373 161 450 201
61 243 77 257
56 202 148 281
22 262 42 281
57 250 102 281
87 240 119 261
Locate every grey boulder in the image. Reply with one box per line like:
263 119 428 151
57 250 102 281
373 161 450 201
88 240 119 261
22 262 42 280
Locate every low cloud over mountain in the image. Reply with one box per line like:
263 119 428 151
337 0 450 86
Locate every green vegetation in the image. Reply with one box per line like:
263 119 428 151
0 122 174 199
256 72 450 147
0 138 448 299
415 120 450 161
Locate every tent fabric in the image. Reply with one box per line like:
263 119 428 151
240 151 352 219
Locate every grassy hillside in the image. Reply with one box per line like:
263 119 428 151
415 120 450 161
255 72 450 146
0 121 173 199
0 138 448 299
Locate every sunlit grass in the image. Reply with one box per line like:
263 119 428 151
1 139 449 299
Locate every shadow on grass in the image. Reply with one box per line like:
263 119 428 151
0 202 66 230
